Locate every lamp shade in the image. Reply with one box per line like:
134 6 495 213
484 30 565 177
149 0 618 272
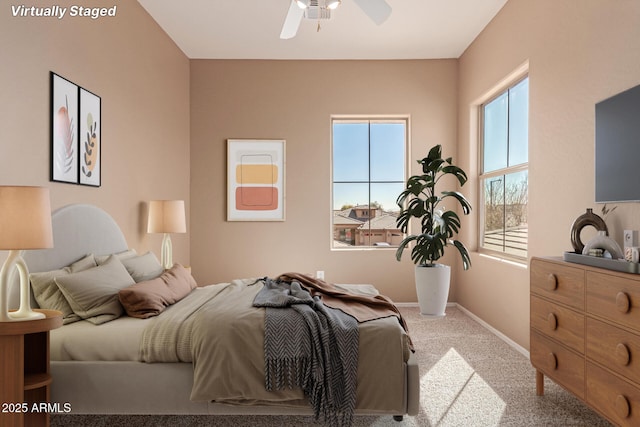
0 186 53 250
147 200 186 234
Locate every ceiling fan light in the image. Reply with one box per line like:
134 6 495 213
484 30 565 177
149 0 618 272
326 0 341 10
296 0 310 9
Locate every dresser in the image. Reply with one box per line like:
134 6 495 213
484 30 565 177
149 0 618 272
531 257 640 426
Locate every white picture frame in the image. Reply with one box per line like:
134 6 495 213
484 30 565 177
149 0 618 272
227 139 286 221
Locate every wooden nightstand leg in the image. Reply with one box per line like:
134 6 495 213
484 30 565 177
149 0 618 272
536 369 544 396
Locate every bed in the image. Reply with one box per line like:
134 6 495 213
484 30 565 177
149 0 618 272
8 204 419 422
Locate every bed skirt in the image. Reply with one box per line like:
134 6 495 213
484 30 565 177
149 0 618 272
51 354 419 416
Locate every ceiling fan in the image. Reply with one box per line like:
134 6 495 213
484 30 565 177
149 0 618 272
280 0 392 39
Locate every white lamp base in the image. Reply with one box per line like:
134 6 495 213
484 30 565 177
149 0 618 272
8 309 45 321
161 233 173 270
0 250 44 322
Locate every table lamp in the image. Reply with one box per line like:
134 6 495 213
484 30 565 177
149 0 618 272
147 200 186 269
0 186 53 322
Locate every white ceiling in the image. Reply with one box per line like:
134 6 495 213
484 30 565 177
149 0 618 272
137 0 508 60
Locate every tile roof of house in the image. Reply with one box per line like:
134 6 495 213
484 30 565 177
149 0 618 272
357 213 399 230
333 211 366 225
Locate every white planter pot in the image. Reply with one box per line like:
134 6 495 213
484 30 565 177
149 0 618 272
415 264 451 318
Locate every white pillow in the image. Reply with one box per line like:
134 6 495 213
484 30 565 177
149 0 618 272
54 255 135 325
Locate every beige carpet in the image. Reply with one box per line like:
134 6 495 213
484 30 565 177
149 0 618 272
51 306 611 426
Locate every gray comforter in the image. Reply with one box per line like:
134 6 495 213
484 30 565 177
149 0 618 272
139 278 411 413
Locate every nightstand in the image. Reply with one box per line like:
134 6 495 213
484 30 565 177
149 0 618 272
0 309 62 427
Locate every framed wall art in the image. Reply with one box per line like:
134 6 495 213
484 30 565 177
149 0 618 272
79 87 101 186
51 72 79 184
227 139 285 221
50 71 102 187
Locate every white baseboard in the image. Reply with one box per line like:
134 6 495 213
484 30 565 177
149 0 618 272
394 302 420 308
395 301 530 359
454 303 530 359
394 302 455 308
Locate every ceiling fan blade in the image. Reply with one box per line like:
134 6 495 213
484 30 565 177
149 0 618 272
352 0 392 25
280 1 304 39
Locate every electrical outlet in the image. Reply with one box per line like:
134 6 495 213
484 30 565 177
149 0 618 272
316 271 325 280
624 230 639 248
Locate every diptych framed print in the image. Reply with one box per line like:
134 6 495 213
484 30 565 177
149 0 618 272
50 72 101 187
227 139 285 221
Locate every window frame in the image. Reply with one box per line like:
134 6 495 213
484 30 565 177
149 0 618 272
330 115 410 250
478 75 529 261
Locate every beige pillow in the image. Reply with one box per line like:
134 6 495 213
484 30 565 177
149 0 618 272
54 255 136 325
29 254 98 324
121 251 164 282
119 264 197 318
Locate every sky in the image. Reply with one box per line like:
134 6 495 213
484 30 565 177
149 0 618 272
483 77 528 173
333 121 406 212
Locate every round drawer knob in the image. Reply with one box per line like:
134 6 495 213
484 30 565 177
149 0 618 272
547 313 558 331
547 274 558 291
616 292 631 313
616 343 631 366
547 352 558 370
615 394 631 419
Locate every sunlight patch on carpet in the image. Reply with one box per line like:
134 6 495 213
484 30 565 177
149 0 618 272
421 348 506 426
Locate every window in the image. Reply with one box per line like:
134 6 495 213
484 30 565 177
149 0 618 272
480 77 528 258
331 118 407 248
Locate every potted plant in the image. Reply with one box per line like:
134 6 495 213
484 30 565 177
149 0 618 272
395 144 472 317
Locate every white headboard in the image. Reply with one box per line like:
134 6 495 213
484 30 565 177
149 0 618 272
8 204 129 308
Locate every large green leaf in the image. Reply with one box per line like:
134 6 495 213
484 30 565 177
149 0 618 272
441 165 468 185
442 191 472 215
453 240 472 270
395 235 418 261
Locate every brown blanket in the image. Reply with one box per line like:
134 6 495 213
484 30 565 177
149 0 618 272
277 273 413 350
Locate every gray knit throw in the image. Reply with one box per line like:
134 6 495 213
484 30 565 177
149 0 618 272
253 278 358 426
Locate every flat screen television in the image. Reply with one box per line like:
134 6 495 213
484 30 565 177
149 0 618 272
595 83 640 203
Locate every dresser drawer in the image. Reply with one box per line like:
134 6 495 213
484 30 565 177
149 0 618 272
587 317 640 386
587 271 640 330
531 295 584 354
587 362 640 426
531 330 585 399
531 259 584 310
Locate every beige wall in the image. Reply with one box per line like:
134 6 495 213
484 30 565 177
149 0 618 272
7 0 640 351
190 60 458 301
456 0 640 349
0 1 191 261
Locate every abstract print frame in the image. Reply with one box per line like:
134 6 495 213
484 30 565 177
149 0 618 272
51 72 79 184
79 88 101 187
227 139 285 221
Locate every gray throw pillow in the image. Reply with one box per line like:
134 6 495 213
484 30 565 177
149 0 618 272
54 255 135 325
29 254 98 324
121 251 164 282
